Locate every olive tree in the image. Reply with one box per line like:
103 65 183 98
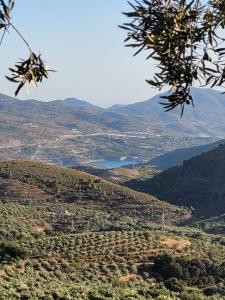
0 0 51 96
120 0 225 115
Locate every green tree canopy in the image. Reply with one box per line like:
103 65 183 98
120 0 225 115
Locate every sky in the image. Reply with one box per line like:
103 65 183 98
0 0 159 107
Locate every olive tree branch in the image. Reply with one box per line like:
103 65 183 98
9 22 32 53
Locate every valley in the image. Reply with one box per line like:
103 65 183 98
1 89 225 167
2 1 225 298
0 88 225 299
0 120 214 167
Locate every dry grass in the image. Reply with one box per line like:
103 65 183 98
119 273 137 282
160 236 191 251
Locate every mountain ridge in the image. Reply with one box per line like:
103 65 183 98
0 88 223 166
145 139 225 170
125 143 225 218
2 87 225 137
109 87 225 137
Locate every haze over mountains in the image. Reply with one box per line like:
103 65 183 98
109 87 225 137
2 87 225 135
0 87 224 166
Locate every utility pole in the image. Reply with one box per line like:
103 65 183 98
132 156 137 169
162 211 165 234
71 218 74 232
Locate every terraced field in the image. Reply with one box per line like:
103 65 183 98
0 228 224 299
0 160 224 299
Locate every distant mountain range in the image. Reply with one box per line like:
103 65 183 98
63 97 103 111
126 143 225 218
0 94 147 133
2 87 225 137
0 87 224 165
109 87 225 137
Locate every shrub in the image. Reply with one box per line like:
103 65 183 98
0 242 28 263
165 277 184 292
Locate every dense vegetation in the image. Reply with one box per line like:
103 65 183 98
194 215 225 235
0 222 224 299
126 144 225 218
0 160 224 299
152 253 225 295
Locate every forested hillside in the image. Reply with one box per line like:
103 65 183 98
0 160 189 236
0 161 223 298
126 144 225 218
146 139 225 170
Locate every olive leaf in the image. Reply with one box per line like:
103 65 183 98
120 0 225 115
6 52 54 96
0 0 53 95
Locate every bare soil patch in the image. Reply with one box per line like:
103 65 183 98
160 236 191 250
119 273 136 282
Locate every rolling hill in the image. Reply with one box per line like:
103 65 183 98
126 144 225 218
63 97 103 111
146 139 225 170
0 161 224 298
0 160 190 232
194 214 225 235
0 93 147 133
72 165 160 183
0 93 153 166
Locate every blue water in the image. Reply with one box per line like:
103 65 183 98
87 160 133 169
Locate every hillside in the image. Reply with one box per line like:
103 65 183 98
1 228 223 299
0 93 148 165
0 94 147 133
146 139 225 170
0 211 224 299
73 165 160 183
0 161 224 298
126 144 225 218
194 214 225 235
0 160 189 234
63 97 103 111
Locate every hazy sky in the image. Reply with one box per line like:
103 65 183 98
0 0 159 107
